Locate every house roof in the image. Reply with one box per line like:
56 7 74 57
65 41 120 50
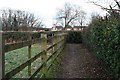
74 26 87 28
65 26 72 28
32 27 50 31
73 26 81 28
55 26 63 29
73 26 82 29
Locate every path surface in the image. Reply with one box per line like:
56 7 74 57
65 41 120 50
58 44 113 78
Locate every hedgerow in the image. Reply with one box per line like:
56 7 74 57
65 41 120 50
82 16 120 78
66 31 82 43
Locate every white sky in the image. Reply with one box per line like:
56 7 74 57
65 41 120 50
0 0 114 28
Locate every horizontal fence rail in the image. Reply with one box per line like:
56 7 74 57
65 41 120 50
0 31 67 80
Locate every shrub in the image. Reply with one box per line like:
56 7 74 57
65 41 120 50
66 31 82 43
82 17 120 78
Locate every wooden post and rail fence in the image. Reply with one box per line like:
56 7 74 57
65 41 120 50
0 30 67 79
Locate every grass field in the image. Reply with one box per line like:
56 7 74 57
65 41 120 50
5 42 60 78
5 44 42 78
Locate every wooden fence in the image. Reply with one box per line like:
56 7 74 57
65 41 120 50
0 31 67 79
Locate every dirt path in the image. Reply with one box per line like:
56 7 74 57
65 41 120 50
58 44 114 78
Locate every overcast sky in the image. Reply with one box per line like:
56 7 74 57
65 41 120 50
0 0 115 28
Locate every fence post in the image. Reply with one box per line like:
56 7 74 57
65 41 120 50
63 33 66 48
52 33 54 53
28 34 32 76
41 33 47 77
59 34 62 53
57 33 61 53
61 33 66 52
0 18 5 80
54 33 58 52
0 18 2 30
58 32 64 58
54 32 59 61
59 33 63 52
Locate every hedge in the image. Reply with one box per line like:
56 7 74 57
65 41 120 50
82 18 120 78
66 31 82 43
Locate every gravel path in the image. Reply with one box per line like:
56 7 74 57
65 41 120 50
58 44 114 78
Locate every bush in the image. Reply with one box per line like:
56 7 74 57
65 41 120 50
66 31 82 43
82 17 120 78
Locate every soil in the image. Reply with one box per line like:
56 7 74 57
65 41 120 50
57 44 114 79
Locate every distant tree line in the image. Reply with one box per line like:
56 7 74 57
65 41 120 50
0 8 44 31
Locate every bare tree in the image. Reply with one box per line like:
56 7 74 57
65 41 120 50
0 8 44 31
14 10 44 29
114 0 120 9
56 3 86 27
1 9 12 31
88 0 120 12
88 0 120 21
76 10 86 26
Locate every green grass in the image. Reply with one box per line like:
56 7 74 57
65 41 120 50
5 44 42 78
5 43 59 78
